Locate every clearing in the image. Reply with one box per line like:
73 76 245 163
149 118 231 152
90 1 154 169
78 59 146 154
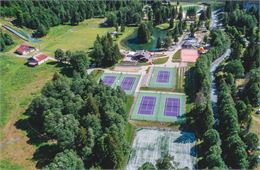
0 54 59 169
36 18 114 55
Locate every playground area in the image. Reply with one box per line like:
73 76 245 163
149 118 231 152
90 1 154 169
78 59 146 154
100 72 141 95
148 67 177 89
131 91 186 123
126 128 196 170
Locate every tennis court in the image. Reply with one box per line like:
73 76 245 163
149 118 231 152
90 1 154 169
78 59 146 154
101 72 141 95
126 128 196 170
100 73 121 88
131 91 186 122
148 67 177 89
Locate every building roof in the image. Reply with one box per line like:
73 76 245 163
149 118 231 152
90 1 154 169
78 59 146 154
33 53 48 62
181 49 199 63
198 47 205 53
15 44 35 54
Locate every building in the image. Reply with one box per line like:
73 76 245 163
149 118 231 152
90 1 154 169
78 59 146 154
198 47 205 54
27 53 48 66
182 38 198 48
181 49 199 63
132 50 151 62
15 44 36 55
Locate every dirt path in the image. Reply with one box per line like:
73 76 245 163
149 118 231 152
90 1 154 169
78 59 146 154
0 110 36 170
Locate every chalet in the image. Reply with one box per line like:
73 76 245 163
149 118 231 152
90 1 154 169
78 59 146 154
182 38 198 48
15 44 36 55
132 50 151 62
27 53 48 66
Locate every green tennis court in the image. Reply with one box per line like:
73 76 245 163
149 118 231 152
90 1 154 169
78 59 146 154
119 74 141 95
131 91 186 123
148 67 177 89
100 72 141 95
100 73 121 88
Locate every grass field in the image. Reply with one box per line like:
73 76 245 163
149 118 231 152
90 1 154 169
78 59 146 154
172 49 181 62
250 113 260 139
153 57 169 65
0 54 59 129
35 18 114 55
0 160 23 170
0 53 60 169
117 27 136 50
123 96 136 168
90 69 104 81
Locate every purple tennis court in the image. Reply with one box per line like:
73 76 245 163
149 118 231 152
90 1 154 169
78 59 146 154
156 71 170 83
102 76 116 86
120 77 136 90
164 98 180 116
138 96 156 115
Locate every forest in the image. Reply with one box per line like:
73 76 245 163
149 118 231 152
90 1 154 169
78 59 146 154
186 1 259 169
0 0 144 37
0 29 14 51
27 71 130 169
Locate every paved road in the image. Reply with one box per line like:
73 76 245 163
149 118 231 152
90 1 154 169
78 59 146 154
210 49 231 122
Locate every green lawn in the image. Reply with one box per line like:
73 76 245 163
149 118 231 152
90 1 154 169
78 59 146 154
36 18 114 55
125 95 134 114
117 27 137 50
123 95 135 168
156 23 170 30
125 95 135 144
172 49 181 62
90 69 104 81
153 57 169 65
0 54 59 130
0 160 23 170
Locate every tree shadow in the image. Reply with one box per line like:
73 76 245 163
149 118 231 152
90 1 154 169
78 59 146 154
184 67 196 102
174 132 196 143
15 112 60 168
33 143 60 169
46 61 74 77
15 115 48 146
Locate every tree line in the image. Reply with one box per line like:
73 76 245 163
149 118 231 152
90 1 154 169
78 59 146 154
91 33 122 67
213 5 259 167
185 29 231 169
105 0 143 27
0 0 141 37
223 1 258 38
0 29 14 51
54 33 122 69
27 71 130 169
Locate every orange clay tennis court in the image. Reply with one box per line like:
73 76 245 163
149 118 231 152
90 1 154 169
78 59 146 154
181 49 199 63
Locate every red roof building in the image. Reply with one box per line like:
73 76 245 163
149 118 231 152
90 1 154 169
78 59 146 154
15 44 36 55
28 53 48 66
181 49 199 63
